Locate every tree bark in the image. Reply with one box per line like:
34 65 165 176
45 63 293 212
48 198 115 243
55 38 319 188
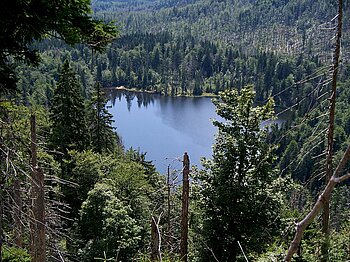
151 216 162 261
13 178 23 247
166 165 171 250
322 1 342 260
0 177 3 262
30 114 46 262
285 143 350 261
0 111 9 262
180 152 190 262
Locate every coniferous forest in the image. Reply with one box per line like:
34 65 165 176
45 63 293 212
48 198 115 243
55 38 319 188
1 0 350 261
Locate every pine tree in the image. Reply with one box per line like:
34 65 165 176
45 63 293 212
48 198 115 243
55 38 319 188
198 86 284 261
49 61 88 155
87 82 119 153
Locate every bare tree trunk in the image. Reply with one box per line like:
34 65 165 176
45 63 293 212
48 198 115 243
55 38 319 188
322 0 342 260
0 177 3 262
30 114 46 262
0 112 7 262
180 152 190 262
151 216 162 261
13 178 23 247
166 165 171 250
30 114 37 260
285 144 350 261
286 2 343 259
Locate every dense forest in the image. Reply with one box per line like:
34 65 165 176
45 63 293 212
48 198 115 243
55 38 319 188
15 0 350 105
19 33 327 105
1 0 350 261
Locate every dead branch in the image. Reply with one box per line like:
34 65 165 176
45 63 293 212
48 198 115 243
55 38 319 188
285 1 343 260
285 143 350 261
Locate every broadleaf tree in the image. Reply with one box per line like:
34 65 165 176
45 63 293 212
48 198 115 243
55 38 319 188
197 86 285 261
76 182 143 261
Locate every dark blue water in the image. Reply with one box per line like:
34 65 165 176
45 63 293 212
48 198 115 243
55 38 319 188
108 90 218 174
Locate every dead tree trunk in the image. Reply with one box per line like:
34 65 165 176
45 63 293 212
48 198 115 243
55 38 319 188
285 3 344 260
151 216 162 261
13 178 23 247
0 113 8 262
285 144 350 261
0 176 3 262
166 165 172 250
30 114 46 262
180 152 190 262
322 0 342 260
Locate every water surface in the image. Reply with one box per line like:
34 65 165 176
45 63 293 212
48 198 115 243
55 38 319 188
108 90 218 174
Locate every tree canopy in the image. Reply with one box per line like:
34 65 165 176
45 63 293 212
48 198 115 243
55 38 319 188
0 0 118 93
49 60 88 154
197 86 285 261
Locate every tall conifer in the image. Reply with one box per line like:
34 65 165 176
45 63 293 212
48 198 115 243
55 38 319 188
49 61 88 155
87 82 118 153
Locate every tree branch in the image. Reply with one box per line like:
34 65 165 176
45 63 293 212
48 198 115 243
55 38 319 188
285 1 344 260
285 144 350 261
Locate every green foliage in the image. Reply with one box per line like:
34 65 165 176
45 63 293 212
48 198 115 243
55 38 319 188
61 150 108 222
255 244 287 262
61 148 162 261
125 149 165 212
138 253 182 262
95 0 342 65
77 182 143 261
280 139 299 175
331 185 350 231
196 86 284 261
20 32 324 105
0 0 118 93
2 246 31 262
3 1 350 261
86 82 119 153
105 157 153 224
49 61 89 154
273 80 350 187
328 223 350 262
256 222 350 261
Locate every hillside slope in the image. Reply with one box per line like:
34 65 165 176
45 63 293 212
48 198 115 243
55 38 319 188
93 0 350 61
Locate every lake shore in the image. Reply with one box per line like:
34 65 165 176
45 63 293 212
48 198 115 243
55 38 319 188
106 86 218 98
108 89 217 174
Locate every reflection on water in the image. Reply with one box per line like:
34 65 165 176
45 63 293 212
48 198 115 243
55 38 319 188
107 90 218 174
107 90 290 174
110 90 156 110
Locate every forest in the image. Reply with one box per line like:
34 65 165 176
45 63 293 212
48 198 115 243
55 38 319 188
1 0 350 261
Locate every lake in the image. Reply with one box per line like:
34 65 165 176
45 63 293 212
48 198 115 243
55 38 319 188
107 90 218 174
107 90 288 175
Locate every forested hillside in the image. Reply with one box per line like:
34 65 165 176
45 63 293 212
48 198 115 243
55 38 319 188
16 0 350 101
1 0 350 261
94 0 350 58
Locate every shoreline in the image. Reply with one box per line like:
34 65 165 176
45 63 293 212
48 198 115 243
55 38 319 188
106 86 218 98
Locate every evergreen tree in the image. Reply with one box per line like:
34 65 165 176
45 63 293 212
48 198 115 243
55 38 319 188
49 61 88 155
198 86 284 261
87 81 119 153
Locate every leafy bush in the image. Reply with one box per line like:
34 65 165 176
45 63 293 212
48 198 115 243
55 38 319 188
2 246 31 262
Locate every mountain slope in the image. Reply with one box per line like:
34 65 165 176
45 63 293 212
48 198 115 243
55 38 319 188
94 0 349 61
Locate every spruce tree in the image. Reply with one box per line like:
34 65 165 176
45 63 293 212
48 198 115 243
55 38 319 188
49 61 88 155
198 86 284 261
87 82 119 153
